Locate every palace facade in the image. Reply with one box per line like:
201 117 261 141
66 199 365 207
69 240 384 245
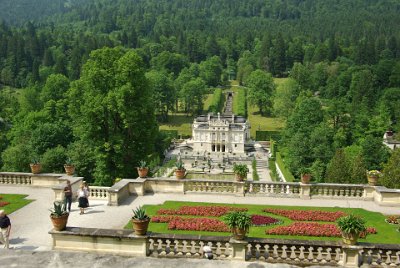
192 113 250 154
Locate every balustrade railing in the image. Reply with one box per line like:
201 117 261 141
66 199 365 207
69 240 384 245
310 184 365 199
148 234 231 259
184 180 238 194
0 172 32 185
359 245 400 266
246 239 342 265
88 186 109 200
247 182 300 197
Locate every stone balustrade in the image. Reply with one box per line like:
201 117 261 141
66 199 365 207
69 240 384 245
49 227 400 267
310 183 367 199
246 238 342 265
247 181 300 197
106 177 400 207
88 186 109 200
1 172 399 207
0 172 80 188
148 233 231 259
0 172 32 185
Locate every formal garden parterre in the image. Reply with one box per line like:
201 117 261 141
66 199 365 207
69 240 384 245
0 194 33 214
125 201 400 244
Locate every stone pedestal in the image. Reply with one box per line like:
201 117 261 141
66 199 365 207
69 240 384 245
229 238 247 260
340 245 362 267
299 183 311 199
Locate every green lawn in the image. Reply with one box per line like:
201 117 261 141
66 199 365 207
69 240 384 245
0 194 33 214
247 104 285 138
158 94 214 136
125 201 399 244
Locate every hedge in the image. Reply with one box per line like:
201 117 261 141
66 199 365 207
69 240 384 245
275 152 295 182
268 158 278 181
233 88 247 117
255 131 281 141
208 88 224 113
159 130 179 139
252 158 260 181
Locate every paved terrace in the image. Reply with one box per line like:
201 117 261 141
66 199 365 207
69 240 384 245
1 185 398 252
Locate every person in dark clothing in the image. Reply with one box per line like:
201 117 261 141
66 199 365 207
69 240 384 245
0 210 11 249
64 180 72 212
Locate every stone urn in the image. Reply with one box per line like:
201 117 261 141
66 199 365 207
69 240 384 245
137 167 149 178
50 213 69 231
301 173 311 184
64 165 75 176
341 231 360 245
367 175 378 186
232 227 248 240
175 169 186 179
132 218 150 235
30 163 42 174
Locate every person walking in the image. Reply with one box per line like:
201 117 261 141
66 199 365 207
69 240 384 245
77 184 89 215
64 180 72 212
82 181 90 207
0 210 11 249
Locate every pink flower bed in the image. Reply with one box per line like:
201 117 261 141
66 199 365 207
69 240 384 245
157 206 247 217
168 217 229 232
263 208 347 222
266 222 377 238
251 215 280 226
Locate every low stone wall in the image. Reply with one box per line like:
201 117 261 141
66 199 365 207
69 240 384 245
106 177 400 207
49 227 400 267
0 172 70 187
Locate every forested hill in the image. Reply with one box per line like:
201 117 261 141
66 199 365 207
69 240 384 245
0 0 89 25
1 0 400 186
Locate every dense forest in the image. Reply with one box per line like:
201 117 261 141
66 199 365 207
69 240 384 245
0 0 399 187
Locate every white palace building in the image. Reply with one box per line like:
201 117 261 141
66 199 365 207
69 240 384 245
192 112 250 155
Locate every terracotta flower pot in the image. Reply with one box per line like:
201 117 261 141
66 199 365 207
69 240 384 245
132 218 150 235
232 227 247 240
367 175 378 186
341 231 359 245
137 167 149 178
301 173 311 184
175 169 186 179
235 173 246 182
30 163 42 174
64 165 75 176
50 213 69 231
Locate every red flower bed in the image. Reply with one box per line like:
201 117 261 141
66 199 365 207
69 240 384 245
151 215 229 232
263 208 346 222
168 217 229 232
0 201 10 207
157 206 247 217
266 222 377 238
151 215 179 223
251 215 280 226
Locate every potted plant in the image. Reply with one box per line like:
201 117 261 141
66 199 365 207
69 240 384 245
131 206 150 235
233 163 249 181
64 158 75 176
50 201 69 231
366 170 380 186
223 211 252 240
336 214 366 245
300 167 312 184
30 158 42 174
137 160 149 178
175 160 186 179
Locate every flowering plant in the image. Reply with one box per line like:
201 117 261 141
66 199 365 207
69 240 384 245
266 222 376 238
157 206 247 217
168 217 229 232
251 215 281 226
386 215 399 224
367 170 381 176
263 208 346 222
